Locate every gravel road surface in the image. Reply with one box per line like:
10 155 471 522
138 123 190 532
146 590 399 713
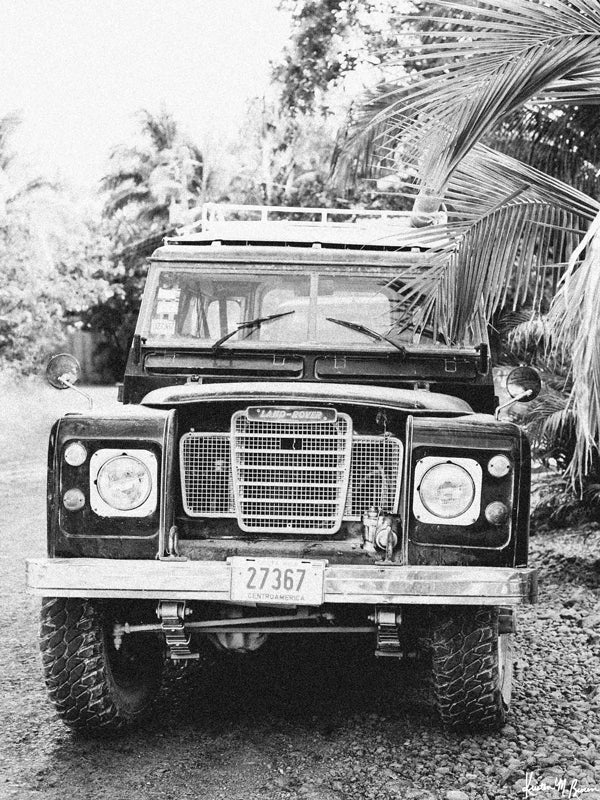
1 380 600 800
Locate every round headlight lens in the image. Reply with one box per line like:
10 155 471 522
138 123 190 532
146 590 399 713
96 455 151 511
418 462 476 519
64 442 88 467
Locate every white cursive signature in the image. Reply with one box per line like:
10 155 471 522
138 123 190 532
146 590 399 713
524 771 598 799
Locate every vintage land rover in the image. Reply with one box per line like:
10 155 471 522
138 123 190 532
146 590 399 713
27 204 538 732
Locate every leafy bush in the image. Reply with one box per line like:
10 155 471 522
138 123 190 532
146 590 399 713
0 116 111 374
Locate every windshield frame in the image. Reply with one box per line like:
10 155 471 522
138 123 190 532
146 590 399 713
137 260 487 353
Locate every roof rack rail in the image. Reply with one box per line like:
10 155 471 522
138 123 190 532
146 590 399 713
178 203 413 235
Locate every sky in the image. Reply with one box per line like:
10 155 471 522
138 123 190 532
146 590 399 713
0 1 291 191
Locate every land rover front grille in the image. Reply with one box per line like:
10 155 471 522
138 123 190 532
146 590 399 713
180 415 403 533
231 411 352 533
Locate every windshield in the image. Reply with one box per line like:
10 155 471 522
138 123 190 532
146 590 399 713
142 266 436 348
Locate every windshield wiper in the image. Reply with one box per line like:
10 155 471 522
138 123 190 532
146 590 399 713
211 310 296 350
326 317 407 356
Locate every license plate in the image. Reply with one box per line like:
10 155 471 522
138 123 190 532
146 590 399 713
229 557 326 605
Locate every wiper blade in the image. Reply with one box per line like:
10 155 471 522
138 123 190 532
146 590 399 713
326 317 407 356
211 310 295 350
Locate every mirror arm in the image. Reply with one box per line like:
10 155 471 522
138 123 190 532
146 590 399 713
59 377 94 410
494 389 532 419
476 343 488 375
132 334 146 365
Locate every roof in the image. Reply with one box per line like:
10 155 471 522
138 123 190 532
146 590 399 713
149 242 430 270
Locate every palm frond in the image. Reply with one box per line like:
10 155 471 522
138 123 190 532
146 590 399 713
490 106 600 197
334 0 600 203
546 209 600 484
450 144 598 221
138 109 179 152
506 313 547 354
380 143 598 343
102 186 152 218
524 389 573 448
395 199 583 343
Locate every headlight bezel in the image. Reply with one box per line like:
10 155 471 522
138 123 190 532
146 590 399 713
413 456 482 526
90 448 158 517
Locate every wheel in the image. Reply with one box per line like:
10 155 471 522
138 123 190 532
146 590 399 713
428 606 512 731
40 597 163 733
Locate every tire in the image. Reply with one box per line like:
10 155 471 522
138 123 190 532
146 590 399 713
40 597 163 733
428 606 512 731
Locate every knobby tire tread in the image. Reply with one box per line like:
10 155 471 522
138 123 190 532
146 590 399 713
40 597 160 733
430 606 508 731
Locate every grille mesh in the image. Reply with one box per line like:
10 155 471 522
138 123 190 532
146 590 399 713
180 433 234 516
345 436 403 518
231 411 352 534
180 421 403 530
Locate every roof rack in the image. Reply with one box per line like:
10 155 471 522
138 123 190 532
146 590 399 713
193 203 412 233
165 203 447 249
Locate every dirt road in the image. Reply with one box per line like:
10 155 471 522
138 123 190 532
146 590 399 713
1 380 600 800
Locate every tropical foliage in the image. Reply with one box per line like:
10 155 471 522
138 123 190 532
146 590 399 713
0 114 110 375
220 97 337 207
274 0 404 116
89 109 207 378
101 108 206 233
333 0 600 490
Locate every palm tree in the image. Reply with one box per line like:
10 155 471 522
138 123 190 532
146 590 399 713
0 113 54 221
333 0 600 487
92 110 207 379
101 109 205 238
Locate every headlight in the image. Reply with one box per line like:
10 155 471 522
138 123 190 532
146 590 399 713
419 463 475 519
90 449 158 517
413 456 482 525
97 455 151 510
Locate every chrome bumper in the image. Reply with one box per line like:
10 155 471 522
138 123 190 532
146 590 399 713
26 558 537 606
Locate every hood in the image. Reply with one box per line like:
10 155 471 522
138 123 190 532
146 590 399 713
141 381 472 414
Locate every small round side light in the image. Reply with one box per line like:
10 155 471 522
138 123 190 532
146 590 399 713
64 442 88 467
487 454 511 478
484 501 509 525
63 488 85 512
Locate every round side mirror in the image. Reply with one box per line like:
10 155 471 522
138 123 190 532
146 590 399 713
46 353 82 390
506 366 541 403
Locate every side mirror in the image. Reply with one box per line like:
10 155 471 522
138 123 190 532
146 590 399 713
46 354 92 409
46 353 81 390
506 366 542 403
496 366 541 419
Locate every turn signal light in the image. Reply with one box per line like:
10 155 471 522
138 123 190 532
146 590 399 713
63 488 85 512
484 501 509 525
487 454 511 478
64 442 87 466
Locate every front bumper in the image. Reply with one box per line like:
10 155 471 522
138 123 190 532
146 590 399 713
26 558 537 606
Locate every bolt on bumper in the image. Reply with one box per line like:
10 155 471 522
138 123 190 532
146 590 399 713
26 557 537 606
